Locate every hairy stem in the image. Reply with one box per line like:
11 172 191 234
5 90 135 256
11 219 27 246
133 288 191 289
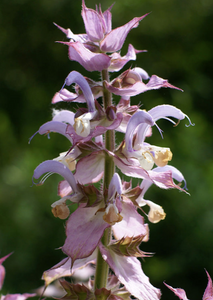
94 69 115 290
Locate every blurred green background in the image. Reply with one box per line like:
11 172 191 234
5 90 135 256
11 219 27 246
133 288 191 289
1 0 213 299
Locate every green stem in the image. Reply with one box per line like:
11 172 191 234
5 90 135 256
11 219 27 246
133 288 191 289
94 69 115 290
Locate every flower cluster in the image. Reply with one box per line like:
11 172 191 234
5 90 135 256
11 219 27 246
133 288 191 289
29 1 196 299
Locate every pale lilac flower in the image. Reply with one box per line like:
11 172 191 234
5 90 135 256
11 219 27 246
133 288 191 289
65 112 123 147
122 105 192 171
62 71 97 137
52 142 186 196
52 77 102 104
134 104 193 147
33 160 83 218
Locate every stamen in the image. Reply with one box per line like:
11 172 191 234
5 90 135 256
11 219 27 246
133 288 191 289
154 123 164 139
39 172 54 185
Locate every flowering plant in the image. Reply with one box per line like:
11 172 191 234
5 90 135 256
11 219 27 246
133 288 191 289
1 1 211 300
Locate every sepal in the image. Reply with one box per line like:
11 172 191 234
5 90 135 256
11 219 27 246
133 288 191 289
79 184 103 207
59 280 94 300
109 235 152 258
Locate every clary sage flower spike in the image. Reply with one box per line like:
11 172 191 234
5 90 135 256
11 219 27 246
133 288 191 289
29 1 198 300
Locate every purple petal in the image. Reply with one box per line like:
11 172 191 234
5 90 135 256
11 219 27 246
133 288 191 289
58 180 72 197
105 80 148 97
148 169 186 191
38 121 73 143
54 22 89 42
132 67 150 80
113 154 186 191
148 104 188 122
108 44 145 72
33 160 79 194
164 283 189 300
99 244 161 300
137 165 187 204
125 110 155 152
108 173 122 200
112 200 148 240
100 14 148 52
135 104 192 146
102 3 114 34
64 71 95 112
61 41 111 72
81 0 105 42
52 89 86 104
113 155 154 182
203 270 213 300
154 165 187 189
62 204 110 263
146 75 183 91
105 74 182 97
52 110 75 125
42 252 96 286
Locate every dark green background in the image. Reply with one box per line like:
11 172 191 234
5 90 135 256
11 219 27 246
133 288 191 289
1 0 213 299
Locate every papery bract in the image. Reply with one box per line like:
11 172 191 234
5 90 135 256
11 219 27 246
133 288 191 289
42 251 96 286
62 203 110 264
100 14 148 52
99 243 161 300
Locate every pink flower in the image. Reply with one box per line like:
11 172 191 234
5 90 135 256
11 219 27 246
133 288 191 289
0 253 12 290
164 270 213 300
0 254 36 300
